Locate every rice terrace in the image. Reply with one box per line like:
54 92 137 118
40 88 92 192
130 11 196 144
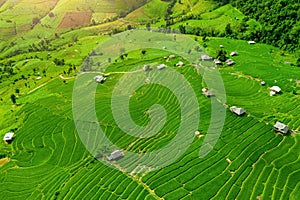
0 0 300 199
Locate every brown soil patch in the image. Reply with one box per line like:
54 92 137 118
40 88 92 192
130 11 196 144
0 0 6 8
58 12 92 29
0 157 9 167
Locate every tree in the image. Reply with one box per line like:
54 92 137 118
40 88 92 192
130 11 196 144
216 49 227 62
11 94 16 104
141 50 147 56
146 23 151 31
54 58 60 65
237 21 248 33
53 58 64 66
15 89 20 94
225 23 233 36
179 25 185 34
296 58 300 67
72 35 78 42
127 25 132 30
67 67 72 75
202 34 207 42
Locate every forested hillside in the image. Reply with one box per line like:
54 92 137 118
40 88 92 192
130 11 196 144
228 0 299 52
162 0 299 53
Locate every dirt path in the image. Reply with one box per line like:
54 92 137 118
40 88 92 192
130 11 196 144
59 75 75 80
27 74 75 95
27 78 55 95
114 163 162 200
26 69 142 95
102 69 143 76
79 69 143 76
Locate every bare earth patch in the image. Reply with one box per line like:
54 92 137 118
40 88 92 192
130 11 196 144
58 12 92 29
0 157 9 167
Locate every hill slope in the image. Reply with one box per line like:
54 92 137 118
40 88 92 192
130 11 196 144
0 1 300 199
0 0 147 39
0 31 300 199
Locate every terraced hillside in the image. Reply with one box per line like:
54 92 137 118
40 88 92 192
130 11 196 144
0 0 147 44
0 0 300 199
205 38 300 130
0 29 299 199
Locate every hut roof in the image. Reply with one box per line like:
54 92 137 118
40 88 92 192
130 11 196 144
107 150 123 161
230 106 245 116
3 132 14 141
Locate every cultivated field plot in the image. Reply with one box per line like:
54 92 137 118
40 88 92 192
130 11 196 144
206 38 300 131
0 0 147 41
58 12 92 29
172 0 217 18
171 4 253 32
125 0 169 23
0 0 58 37
0 37 299 199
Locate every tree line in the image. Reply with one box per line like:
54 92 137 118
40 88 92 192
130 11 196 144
163 0 299 53
215 0 299 52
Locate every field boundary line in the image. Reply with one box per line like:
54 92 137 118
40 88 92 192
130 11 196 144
27 78 55 95
113 163 162 200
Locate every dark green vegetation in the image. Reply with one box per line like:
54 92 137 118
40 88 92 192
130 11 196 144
214 0 300 51
174 0 299 52
231 0 300 52
0 0 300 199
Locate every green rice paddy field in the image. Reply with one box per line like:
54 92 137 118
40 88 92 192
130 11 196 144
0 31 300 199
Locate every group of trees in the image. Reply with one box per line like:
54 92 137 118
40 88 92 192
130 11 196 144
214 0 299 52
0 60 16 82
216 49 228 62
53 58 65 66
0 66 14 75
10 94 16 104
164 0 177 26
178 24 221 37
164 0 299 52
28 38 52 52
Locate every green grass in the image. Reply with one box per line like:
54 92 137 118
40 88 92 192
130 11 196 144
0 0 149 60
0 26 300 200
125 0 169 23
171 4 254 32
172 0 217 18
205 37 300 130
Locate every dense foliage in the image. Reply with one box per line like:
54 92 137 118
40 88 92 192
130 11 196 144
230 0 300 51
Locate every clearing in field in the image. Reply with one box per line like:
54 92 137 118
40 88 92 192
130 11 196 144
58 12 92 29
